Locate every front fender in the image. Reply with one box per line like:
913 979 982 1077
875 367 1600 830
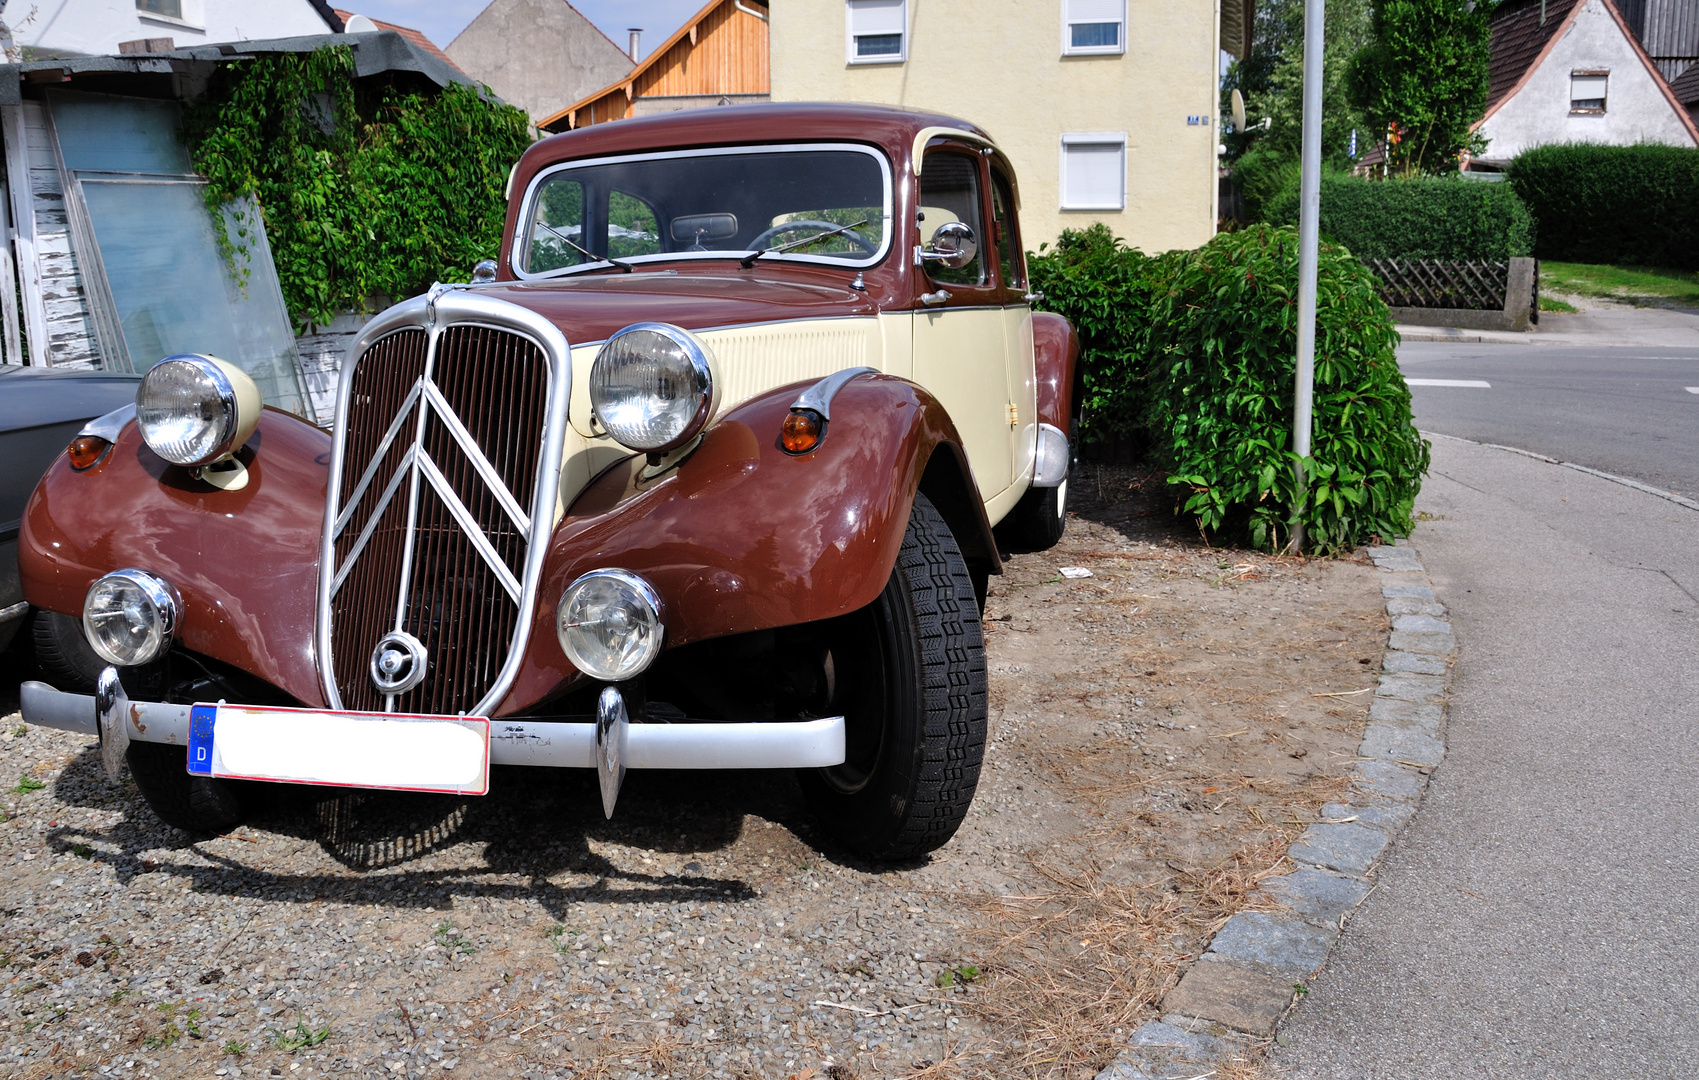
19 409 332 707
498 375 994 714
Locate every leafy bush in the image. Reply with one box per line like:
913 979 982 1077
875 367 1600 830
1507 143 1699 270
1030 224 1428 554
185 47 534 328
1265 174 1533 260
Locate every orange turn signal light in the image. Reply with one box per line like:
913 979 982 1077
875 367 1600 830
780 409 825 455
66 435 111 471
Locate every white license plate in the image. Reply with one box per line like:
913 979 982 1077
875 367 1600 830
186 704 489 795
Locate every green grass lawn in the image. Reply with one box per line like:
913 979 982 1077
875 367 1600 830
1541 262 1699 308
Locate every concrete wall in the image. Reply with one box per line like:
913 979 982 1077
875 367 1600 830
1477 0 1698 162
446 0 634 123
769 0 1221 255
5 0 333 57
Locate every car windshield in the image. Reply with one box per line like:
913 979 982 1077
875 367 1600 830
516 144 892 277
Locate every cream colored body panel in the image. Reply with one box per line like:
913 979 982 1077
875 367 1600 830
552 309 1027 523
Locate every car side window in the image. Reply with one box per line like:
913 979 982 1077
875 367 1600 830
528 176 585 272
609 190 660 259
991 169 1024 292
918 150 986 287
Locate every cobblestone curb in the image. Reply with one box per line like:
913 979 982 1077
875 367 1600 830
1096 542 1455 1080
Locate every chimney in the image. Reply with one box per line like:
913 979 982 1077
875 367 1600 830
627 28 642 61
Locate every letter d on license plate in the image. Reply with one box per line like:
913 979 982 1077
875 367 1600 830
187 705 489 795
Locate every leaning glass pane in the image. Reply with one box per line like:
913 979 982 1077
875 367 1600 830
78 180 308 416
49 92 195 175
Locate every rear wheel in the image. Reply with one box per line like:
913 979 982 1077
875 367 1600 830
1008 475 1068 551
127 741 247 836
798 493 987 860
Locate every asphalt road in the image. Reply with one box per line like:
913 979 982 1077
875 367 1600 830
1398 342 1699 501
1273 435 1699 1078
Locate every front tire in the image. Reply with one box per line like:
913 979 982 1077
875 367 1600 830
127 741 247 836
798 493 987 860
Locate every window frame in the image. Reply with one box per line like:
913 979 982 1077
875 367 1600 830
1058 133 1127 211
846 0 908 65
1570 69 1609 115
1061 0 1127 57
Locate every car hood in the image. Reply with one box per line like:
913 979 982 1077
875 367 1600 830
476 269 882 345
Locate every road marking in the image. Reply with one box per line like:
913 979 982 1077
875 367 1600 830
1687 387 1699 394
1407 379 1491 388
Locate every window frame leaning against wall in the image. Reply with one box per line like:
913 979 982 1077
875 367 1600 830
1058 132 1127 211
1570 69 1609 114
845 0 907 65
1061 0 1127 57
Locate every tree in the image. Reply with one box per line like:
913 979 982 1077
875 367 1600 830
1346 0 1495 175
1222 0 1374 219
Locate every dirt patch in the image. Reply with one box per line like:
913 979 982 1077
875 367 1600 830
0 462 1384 1080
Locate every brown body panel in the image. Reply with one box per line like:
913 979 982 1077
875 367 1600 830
496 375 993 715
20 408 334 708
1032 310 1081 431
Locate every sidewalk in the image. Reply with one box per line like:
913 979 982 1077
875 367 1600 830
1270 436 1699 1078
1397 303 1699 347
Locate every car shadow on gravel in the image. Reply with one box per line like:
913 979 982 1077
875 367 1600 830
40 739 913 919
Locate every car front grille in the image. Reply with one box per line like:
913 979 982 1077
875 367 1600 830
321 304 560 717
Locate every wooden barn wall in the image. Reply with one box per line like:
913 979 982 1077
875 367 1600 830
13 102 99 368
638 3 769 98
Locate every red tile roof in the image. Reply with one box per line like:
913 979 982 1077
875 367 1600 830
1485 0 1582 114
334 9 465 74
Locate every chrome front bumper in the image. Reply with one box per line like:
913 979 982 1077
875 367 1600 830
19 677 847 773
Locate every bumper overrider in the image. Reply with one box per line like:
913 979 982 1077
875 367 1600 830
21 669 845 817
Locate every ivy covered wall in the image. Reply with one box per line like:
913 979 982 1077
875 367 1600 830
184 46 534 330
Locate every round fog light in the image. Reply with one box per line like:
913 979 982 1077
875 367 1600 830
556 569 664 682
83 569 179 666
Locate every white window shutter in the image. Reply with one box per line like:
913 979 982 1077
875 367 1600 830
847 0 906 62
1066 0 1124 22
851 0 906 35
1060 137 1125 209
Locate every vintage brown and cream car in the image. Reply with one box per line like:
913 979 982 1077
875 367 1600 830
18 104 1079 861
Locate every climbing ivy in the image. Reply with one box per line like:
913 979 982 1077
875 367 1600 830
183 46 534 329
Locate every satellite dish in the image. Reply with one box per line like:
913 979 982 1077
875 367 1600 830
343 13 379 33
1231 89 1247 134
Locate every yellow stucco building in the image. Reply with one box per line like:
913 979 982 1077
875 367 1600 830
770 0 1236 254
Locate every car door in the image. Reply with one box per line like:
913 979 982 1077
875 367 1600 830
911 144 1014 506
989 162 1038 489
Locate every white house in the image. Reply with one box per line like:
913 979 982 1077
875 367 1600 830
1471 0 1698 169
1 0 340 59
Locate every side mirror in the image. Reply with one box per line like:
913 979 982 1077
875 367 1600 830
917 221 977 270
472 258 498 283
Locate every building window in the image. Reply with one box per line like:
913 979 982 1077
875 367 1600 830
1060 134 1126 210
1063 0 1126 56
136 0 183 17
847 0 907 64
1570 71 1608 113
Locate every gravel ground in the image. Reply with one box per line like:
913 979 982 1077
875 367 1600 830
0 463 1386 1080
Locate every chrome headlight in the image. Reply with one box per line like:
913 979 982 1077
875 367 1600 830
556 569 664 682
589 323 719 453
83 569 178 667
136 354 261 466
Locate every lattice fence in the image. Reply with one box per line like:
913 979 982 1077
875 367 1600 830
1367 259 1509 310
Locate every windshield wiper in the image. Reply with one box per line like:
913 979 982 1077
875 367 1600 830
739 219 870 269
536 220 633 272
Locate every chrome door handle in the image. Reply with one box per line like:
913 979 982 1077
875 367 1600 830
920 289 951 306
1023 290 1044 303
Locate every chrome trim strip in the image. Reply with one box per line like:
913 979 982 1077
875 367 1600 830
792 366 877 420
316 288 574 716
330 445 417 594
78 402 135 441
420 380 532 537
511 143 895 281
414 448 524 603
332 378 424 537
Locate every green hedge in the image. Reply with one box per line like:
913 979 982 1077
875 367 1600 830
1265 173 1533 261
1506 143 1699 269
1030 224 1428 554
